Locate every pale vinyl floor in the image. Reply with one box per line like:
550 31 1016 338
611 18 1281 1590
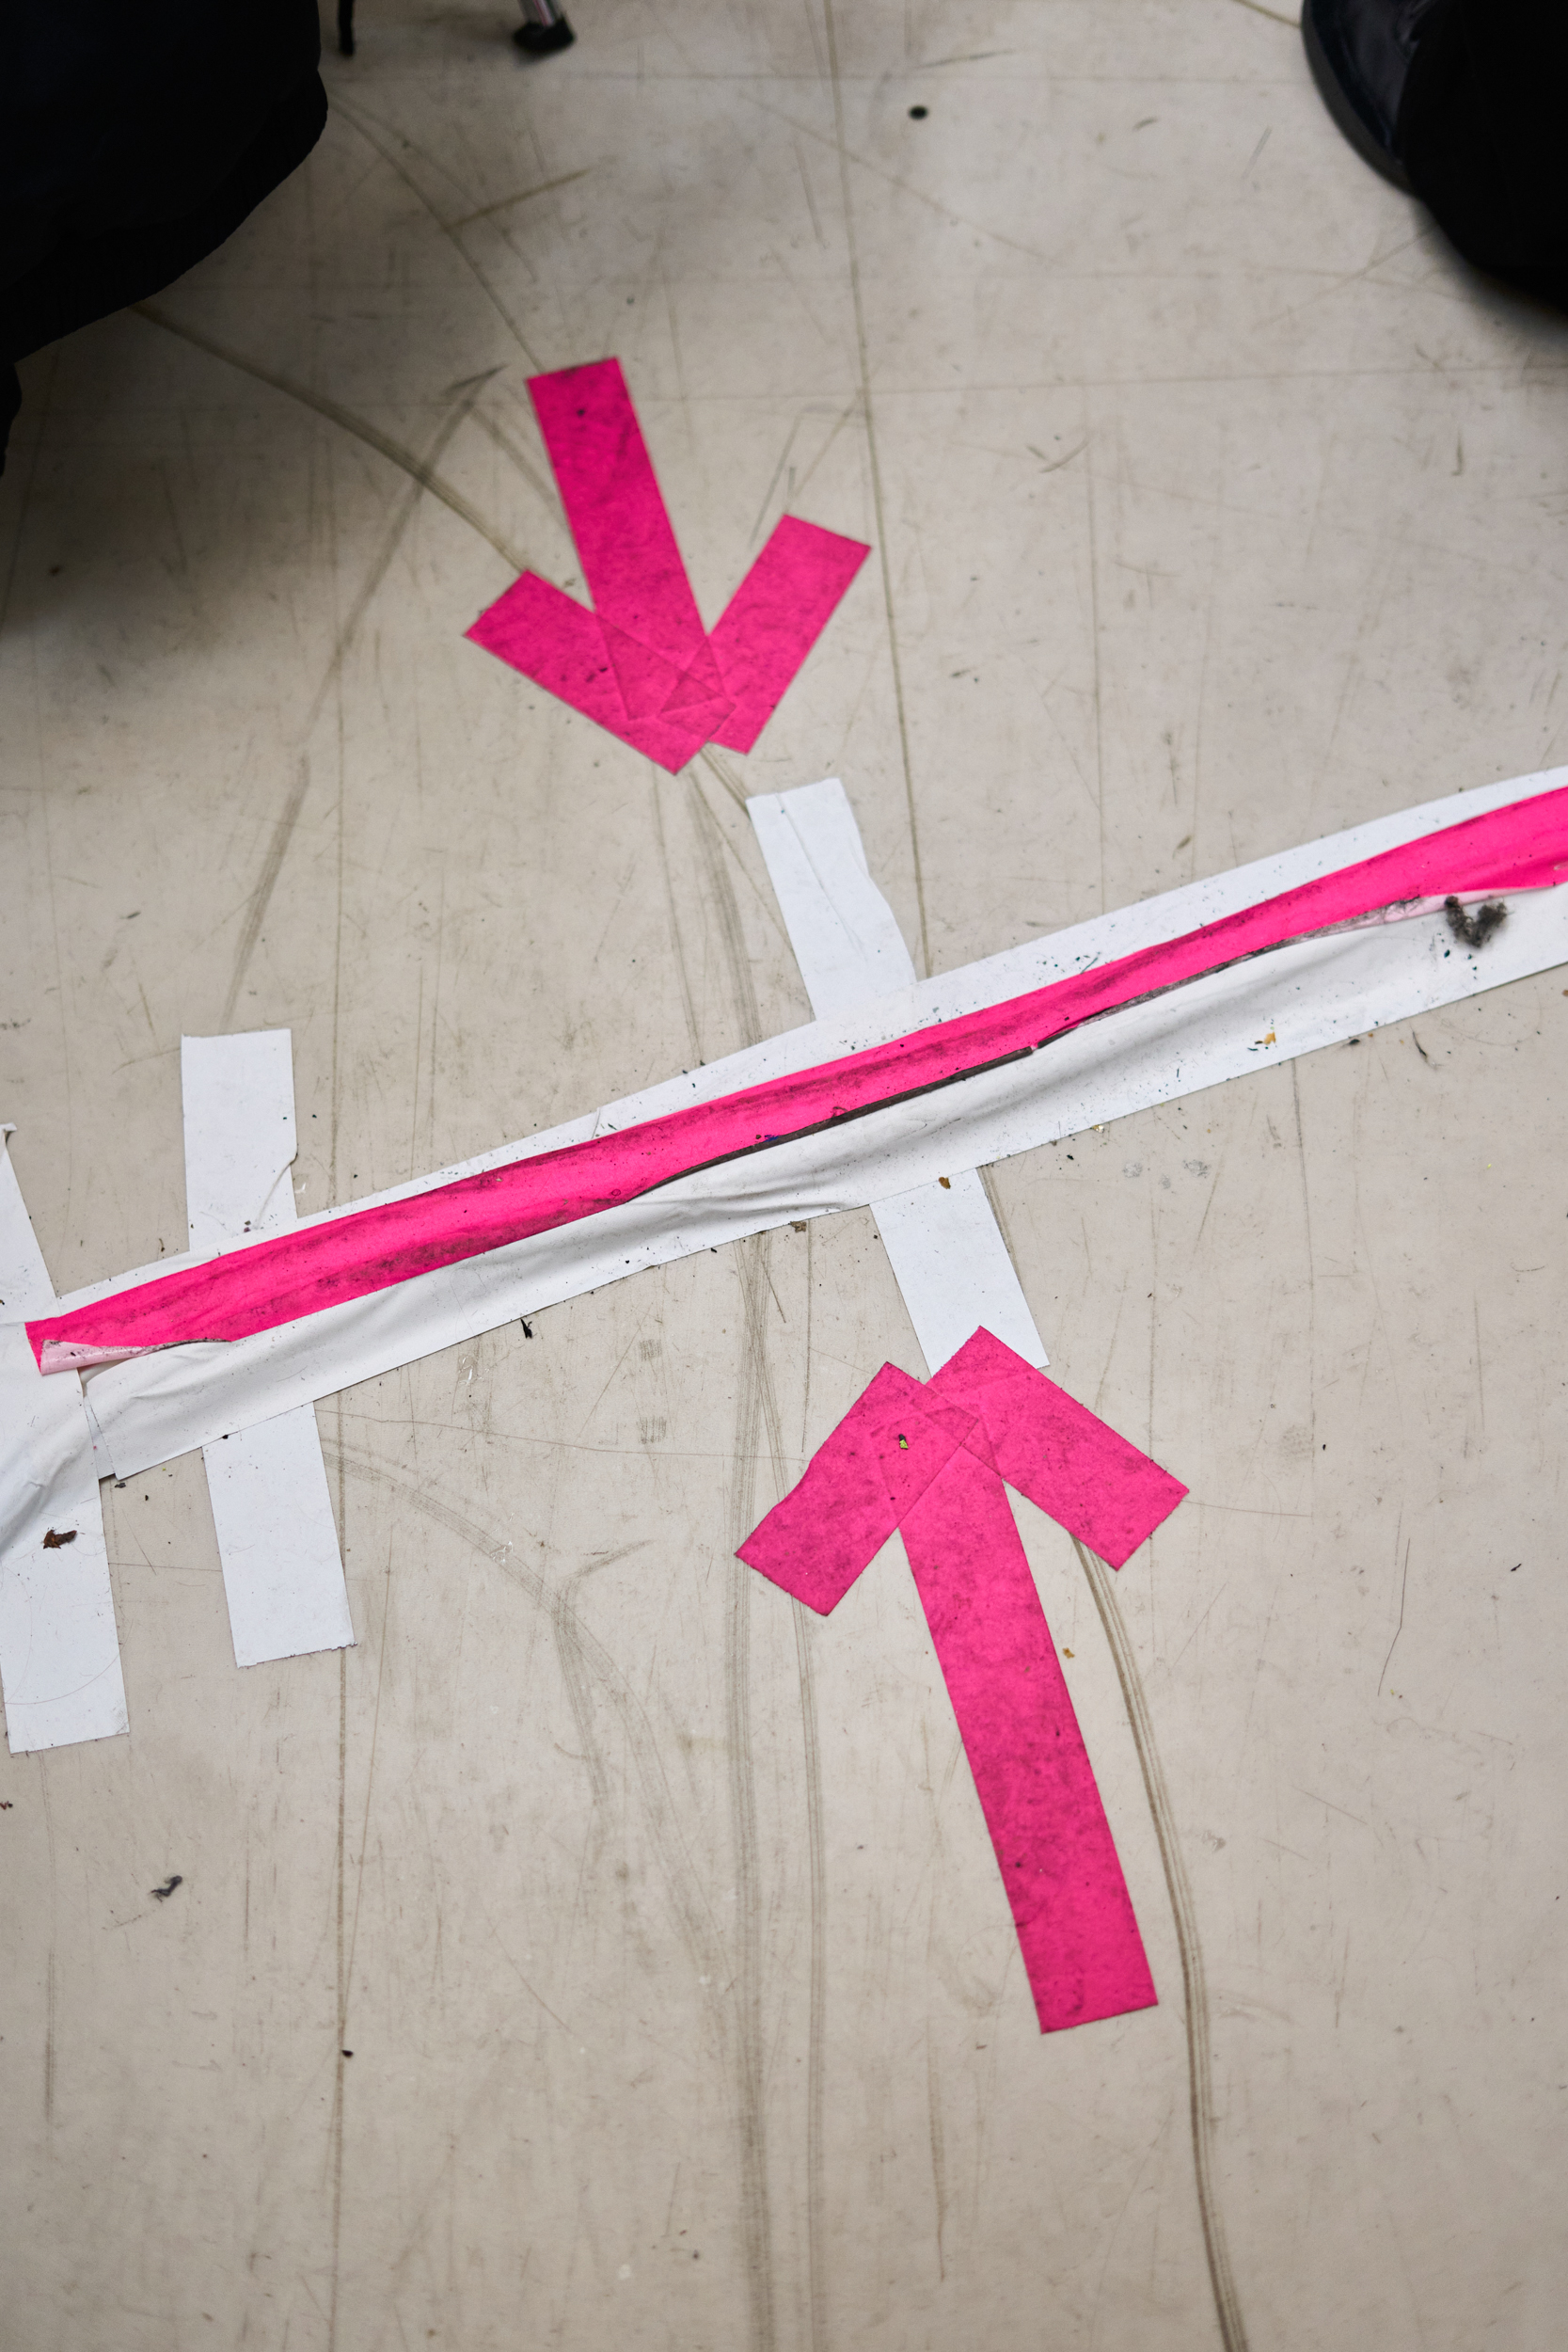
2 5 1566 2348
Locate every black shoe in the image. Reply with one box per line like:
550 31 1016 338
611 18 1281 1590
514 8 575 56
1301 0 1442 192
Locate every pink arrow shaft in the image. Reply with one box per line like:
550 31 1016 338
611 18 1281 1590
530 358 708 667
707 516 872 754
900 1443 1157 2032
28 784 1568 1370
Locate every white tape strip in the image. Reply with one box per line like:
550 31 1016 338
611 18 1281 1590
50 762 1568 1327
183 1035 353 1668
38 765 1568 1481
0 1136 127 1752
747 780 919 1018
749 778 1047 1371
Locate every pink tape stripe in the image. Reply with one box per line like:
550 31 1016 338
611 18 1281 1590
900 1445 1157 2031
28 787 1568 1367
708 517 871 754
530 358 709 670
738 1331 1178 2031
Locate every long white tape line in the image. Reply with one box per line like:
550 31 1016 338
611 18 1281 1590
749 778 1048 1373
0 1136 128 1752
34 764 1568 1484
183 1034 354 1670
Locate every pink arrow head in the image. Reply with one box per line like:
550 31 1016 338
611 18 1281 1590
466 358 870 772
736 1361 970 1613
929 1327 1188 1568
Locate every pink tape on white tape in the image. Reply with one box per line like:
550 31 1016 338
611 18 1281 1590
465 358 869 771
26 784 1568 1374
737 1329 1185 2032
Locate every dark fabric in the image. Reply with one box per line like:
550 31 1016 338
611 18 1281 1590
1399 0 1568 305
0 3 325 469
1 72 326 361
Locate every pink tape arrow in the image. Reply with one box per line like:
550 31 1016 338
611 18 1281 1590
737 1328 1187 2034
465 359 870 771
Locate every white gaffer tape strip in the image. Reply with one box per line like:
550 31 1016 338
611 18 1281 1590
0 1136 128 1752
749 778 1047 1373
183 1033 354 1669
33 764 1568 1483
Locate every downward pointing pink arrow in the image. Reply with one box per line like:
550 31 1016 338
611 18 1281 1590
466 359 870 771
738 1328 1187 2034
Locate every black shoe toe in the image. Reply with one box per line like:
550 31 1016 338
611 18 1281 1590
1302 0 1439 193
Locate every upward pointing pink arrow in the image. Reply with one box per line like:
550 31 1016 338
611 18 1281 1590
738 1327 1187 2034
466 358 870 771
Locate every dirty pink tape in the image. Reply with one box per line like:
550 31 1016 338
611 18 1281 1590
464 575 713 772
900 1445 1157 2031
529 358 713 676
930 1328 1186 1568
466 358 868 771
29 787 1568 1368
738 1332 1178 2031
707 516 871 755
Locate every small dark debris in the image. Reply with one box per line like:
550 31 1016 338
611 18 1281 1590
790 1219 809 1233
1444 895 1507 949
1346 1036 1362 1046
341 2048 354 2058
1511 1563 1521 1573
938 1175 951 1189
150 1875 182 1901
0 1801 12 1809
41 1528 77 1549
909 103 928 119
519 1318 533 1338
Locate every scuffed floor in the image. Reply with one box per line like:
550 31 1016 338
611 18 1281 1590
2 5 1566 2346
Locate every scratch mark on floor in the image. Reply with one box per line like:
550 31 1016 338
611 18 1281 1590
926 2020 948 2282
326 96 549 371
1085 428 1107 914
1290 1062 1318 1456
327 1643 348 2352
1073 1535 1251 2352
132 304 528 572
320 1437 735 2030
1379 1537 1412 1696
464 402 560 516
725 1251 782 2352
220 754 312 1030
218 373 499 1025
822 0 929 976
795 1593 829 2352
448 167 596 229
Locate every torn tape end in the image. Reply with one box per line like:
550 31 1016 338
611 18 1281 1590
38 1340 150 1375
